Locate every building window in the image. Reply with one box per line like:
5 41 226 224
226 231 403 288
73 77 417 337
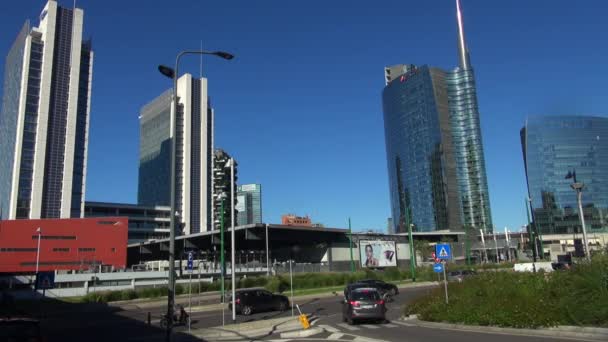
53 248 70 252
32 235 76 240
78 248 95 252
0 248 37 252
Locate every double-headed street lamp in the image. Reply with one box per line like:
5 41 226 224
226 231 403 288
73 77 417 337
158 49 233 341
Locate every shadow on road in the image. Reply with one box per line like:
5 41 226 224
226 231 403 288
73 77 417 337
3 291 207 342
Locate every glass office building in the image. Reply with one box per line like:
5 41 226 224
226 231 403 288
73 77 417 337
0 1 93 220
138 74 214 234
521 115 608 235
382 66 462 232
382 0 492 233
236 184 262 225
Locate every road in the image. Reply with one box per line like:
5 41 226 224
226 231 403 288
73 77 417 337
28 285 592 342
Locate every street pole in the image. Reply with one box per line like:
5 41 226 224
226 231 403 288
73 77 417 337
289 259 294 316
504 227 510 261
265 223 270 276
465 226 471 266
408 223 416 281
188 269 192 331
573 184 591 261
220 198 225 326
35 228 41 289
157 50 233 341
442 262 448 304
493 231 499 262
348 218 354 273
479 229 488 263
230 158 236 323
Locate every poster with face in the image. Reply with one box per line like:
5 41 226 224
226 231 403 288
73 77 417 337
359 240 397 268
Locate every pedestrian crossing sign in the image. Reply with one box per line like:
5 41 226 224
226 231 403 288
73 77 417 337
435 244 451 260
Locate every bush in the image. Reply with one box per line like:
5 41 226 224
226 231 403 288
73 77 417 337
120 289 138 301
405 252 608 328
265 276 290 293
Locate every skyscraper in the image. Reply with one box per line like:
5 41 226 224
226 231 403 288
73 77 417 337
138 73 213 235
0 1 93 220
236 184 262 225
521 115 608 235
382 0 492 233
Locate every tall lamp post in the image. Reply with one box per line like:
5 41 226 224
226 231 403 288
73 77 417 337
34 227 42 289
226 157 237 323
348 218 354 272
566 170 591 261
408 223 416 281
158 49 233 341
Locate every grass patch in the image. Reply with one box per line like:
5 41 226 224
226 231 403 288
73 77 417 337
404 252 608 328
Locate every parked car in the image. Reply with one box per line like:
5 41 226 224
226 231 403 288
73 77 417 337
357 279 399 297
446 269 477 282
228 288 289 316
342 288 386 325
0 317 42 342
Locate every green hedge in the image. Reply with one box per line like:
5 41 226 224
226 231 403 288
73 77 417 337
404 252 608 328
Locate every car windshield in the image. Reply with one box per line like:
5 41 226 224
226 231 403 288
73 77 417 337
351 290 380 301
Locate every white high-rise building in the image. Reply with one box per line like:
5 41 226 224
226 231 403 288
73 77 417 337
138 74 214 235
0 1 93 220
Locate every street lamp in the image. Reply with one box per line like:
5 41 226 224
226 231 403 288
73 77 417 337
157 49 233 341
566 170 591 261
225 157 237 323
407 223 416 281
34 227 42 289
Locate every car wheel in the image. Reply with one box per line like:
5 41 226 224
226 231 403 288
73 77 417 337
241 305 253 316
278 301 288 312
391 288 398 296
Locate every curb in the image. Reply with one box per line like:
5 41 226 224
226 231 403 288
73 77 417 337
280 327 324 339
402 317 608 341
189 315 309 341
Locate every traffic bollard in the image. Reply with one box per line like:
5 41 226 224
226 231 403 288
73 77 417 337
147 312 151 325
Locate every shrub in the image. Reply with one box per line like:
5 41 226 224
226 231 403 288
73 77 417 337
405 252 608 328
120 289 138 301
265 276 289 293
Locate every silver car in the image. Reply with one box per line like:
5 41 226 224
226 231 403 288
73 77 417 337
342 288 387 325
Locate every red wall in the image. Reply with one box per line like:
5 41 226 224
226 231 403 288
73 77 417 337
0 217 128 273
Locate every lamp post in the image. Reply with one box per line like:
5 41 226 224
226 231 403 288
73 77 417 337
158 49 233 341
348 218 354 272
566 170 591 261
227 157 237 323
219 193 226 326
408 223 416 281
34 227 42 290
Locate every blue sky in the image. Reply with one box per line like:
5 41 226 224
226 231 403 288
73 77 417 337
1 0 607 232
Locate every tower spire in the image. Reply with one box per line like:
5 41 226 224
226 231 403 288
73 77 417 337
456 0 471 69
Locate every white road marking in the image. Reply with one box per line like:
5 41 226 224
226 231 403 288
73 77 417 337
337 322 360 331
392 320 415 327
328 332 345 340
360 324 380 329
319 324 341 333
384 323 399 328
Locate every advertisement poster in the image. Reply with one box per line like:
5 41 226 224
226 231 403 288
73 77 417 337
359 240 397 268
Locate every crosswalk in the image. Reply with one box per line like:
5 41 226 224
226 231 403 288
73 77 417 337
328 320 412 332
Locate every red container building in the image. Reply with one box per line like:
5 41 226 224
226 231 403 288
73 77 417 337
0 217 128 273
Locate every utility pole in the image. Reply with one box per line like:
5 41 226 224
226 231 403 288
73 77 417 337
348 218 354 272
408 223 416 281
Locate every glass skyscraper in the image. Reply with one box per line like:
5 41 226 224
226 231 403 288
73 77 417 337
138 74 214 234
521 115 608 235
382 0 492 233
237 184 262 225
0 1 93 220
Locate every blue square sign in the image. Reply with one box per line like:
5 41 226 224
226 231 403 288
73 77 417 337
435 244 451 260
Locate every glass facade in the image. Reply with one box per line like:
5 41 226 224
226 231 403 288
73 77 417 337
0 22 29 219
522 115 608 235
237 184 262 225
446 67 493 232
382 66 462 233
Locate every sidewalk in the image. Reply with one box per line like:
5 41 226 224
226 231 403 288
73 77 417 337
186 315 307 341
403 315 608 342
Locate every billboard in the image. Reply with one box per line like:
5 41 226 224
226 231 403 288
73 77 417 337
359 240 397 268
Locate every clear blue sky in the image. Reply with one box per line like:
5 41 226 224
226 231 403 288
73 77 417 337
1 0 607 232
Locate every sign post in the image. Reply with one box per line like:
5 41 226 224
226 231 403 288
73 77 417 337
187 251 194 331
435 244 451 305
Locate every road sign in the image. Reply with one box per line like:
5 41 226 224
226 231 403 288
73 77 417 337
35 271 55 290
436 244 452 260
187 252 194 272
433 263 444 273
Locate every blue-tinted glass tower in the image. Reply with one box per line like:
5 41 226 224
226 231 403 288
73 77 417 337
521 116 608 235
382 0 493 233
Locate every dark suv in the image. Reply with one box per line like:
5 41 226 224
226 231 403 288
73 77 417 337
228 289 290 316
342 288 386 325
